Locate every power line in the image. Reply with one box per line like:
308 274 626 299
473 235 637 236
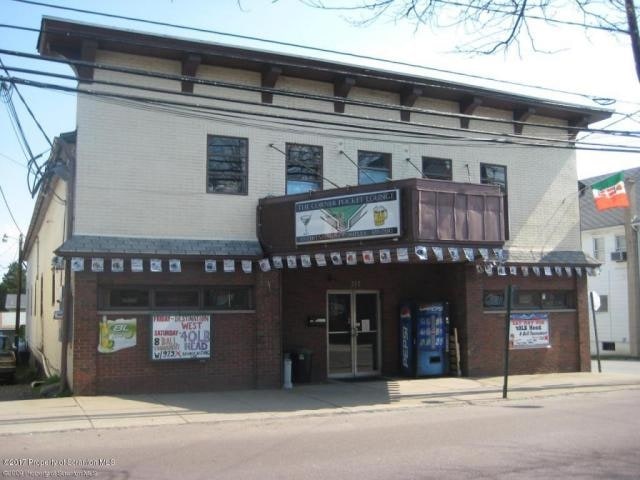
5 71 638 153
5 73 639 155
4 2 623 107
0 56 52 147
0 183 23 235
1 55 633 143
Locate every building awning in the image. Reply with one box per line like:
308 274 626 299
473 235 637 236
55 235 263 258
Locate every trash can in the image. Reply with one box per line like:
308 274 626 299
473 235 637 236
290 348 313 384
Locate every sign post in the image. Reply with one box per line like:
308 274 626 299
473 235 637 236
502 284 513 399
589 291 602 373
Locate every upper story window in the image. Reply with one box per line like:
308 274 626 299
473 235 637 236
593 237 605 260
358 150 391 185
286 143 323 194
422 157 452 181
615 235 626 253
207 135 248 195
480 163 508 238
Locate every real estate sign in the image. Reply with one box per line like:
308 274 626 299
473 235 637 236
151 313 211 360
294 189 401 244
509 313 550 349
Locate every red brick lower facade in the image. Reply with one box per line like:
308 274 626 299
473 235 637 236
70 263 282 395
68 260 590 395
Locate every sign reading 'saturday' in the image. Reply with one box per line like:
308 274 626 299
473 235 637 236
509 313 550 349
295 189 401 244
151 313 211 361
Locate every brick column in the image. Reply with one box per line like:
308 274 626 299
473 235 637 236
71 272 99 395
254 269 282 388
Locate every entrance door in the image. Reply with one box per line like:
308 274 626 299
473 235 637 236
327 291 380 378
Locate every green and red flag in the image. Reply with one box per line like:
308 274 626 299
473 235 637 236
591 172 629 211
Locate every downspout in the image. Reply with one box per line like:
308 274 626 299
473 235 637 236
58 142 75 394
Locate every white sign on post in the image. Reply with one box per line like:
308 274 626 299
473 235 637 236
509 313 550 349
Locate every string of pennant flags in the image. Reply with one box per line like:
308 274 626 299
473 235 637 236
65 245 599 277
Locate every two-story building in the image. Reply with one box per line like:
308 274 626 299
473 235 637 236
24 17 610 395
580 167 640 357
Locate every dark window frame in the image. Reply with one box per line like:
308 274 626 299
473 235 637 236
206 135 249 195
99 285 254 312
285 143 323 195
357 150 392 185
483 289 576 311
422 157 452 181
480 163 509 239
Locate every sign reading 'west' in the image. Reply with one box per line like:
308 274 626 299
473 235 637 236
151 313 211 361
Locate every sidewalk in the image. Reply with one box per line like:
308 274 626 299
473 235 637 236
1 371 639 436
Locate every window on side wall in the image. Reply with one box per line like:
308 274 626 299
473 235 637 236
480 163 509 239
615 235 626 253
593 237 604 261
422 157 452 180
206 135 248 195
286 143 323 194
358 150 391 185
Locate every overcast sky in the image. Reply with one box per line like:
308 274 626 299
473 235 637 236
1 0 639 277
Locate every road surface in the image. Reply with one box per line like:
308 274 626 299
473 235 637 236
1 389 638 479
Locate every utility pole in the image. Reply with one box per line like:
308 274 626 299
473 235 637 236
625 0 640 83
14 233 23 363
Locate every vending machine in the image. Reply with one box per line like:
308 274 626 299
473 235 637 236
399 302 450 377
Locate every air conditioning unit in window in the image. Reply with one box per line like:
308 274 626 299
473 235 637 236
611 251 627 262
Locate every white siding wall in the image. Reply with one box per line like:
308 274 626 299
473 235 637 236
581 226 631 355
74 50 580 253
25 179 68 375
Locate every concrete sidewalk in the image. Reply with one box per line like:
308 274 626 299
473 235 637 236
1 371 639 436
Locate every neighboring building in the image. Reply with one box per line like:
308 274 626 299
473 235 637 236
580 167 640 357
1 294 26 344
24 17 611 395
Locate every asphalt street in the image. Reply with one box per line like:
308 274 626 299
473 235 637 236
1 389 638 480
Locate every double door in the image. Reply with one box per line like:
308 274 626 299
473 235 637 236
327 291 381 378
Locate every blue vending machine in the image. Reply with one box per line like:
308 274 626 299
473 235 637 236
416 303 449 376
399 303 415 377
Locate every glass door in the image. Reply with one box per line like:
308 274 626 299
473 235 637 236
327 291 380 378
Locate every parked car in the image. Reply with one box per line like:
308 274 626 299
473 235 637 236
0 335 16 383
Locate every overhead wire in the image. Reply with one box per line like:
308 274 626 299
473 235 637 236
5 73 639 155
2 2 625 107
0 183 24 235
1 57 636 144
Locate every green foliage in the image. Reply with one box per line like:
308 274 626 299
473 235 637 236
0 261 25 311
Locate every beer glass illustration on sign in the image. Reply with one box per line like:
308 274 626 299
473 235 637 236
373 206 388 226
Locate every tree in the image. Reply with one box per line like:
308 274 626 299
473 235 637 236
298 0 640 82
0 261 26 311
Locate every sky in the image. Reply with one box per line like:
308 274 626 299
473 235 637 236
0 0 639 278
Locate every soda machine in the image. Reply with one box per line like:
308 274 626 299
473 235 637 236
400 302 450 377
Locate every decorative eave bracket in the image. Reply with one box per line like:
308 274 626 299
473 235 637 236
568 116 590 140
513 107 536 135
400 85 423 122
261 65 282 103
333 76 356 113
77 40 97 82
181 54 201 93
459 96 483 129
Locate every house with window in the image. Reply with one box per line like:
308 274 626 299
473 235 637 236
24 17 611 394
579 167 640 357
1 293 26 345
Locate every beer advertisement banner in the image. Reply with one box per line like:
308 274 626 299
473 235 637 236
509 313 550 350
294 189 401 245
98 317 137 354
151 313 211 361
